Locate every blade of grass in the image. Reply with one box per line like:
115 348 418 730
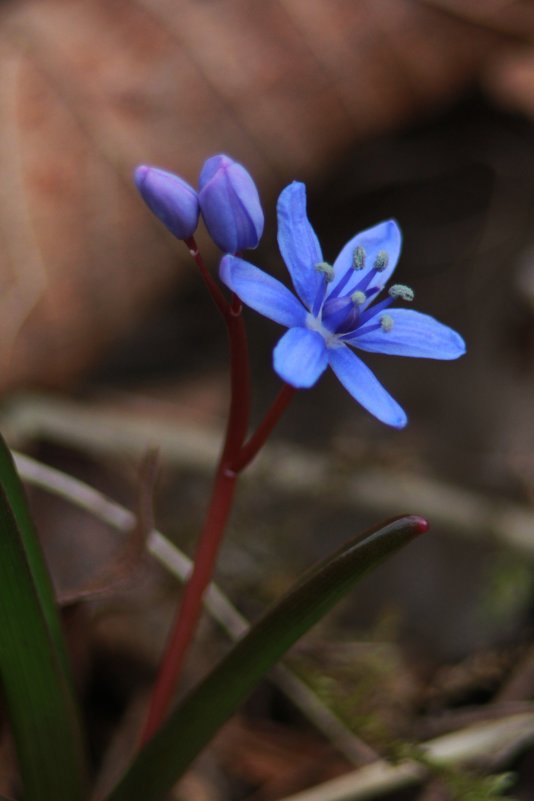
0 436 71 680
0 473 87 799
104 515 427 801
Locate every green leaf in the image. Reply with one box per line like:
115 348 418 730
105 514 427 801
0 436 71 680
0 441 87 801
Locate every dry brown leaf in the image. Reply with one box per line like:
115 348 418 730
0 0 501 392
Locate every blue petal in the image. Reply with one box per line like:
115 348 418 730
220 255 306 328
329 220 402 300
277 182 324 310
273 327 328 388
198 155 228 188
348 309 466 359
328 345 407 428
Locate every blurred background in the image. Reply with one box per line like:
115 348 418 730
2 0 534 799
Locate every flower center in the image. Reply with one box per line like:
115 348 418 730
329 245 392 304
310 238 415 343
322 290 367 334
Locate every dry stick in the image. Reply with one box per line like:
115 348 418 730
276 711 534 801
7 396 534 558
58 451 158 606
13 451 375 766
495 645 534 705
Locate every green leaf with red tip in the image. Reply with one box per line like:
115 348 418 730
0 436 87 801
104 515 427 801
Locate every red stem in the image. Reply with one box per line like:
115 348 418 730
185 238 250 454
140 463 237 743
140 240 250 744
230 383 296 472
185 237 229 319
222 297 250 458
140 242 296 744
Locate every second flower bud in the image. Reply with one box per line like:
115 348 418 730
199 155 264 254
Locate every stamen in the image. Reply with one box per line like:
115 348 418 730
380 314 394 332
314 261 335 281
357 294 392 328
374 250 389 272
353 246 366 270
388 284 414 302
351 290 366 305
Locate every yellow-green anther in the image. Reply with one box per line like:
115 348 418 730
351 290 366 305
380 314 394 333
389 284 414 302
314 261 335 281
353 246 366 270
374 250 389 271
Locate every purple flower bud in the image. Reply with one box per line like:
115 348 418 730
134 165 200 241
198 155 264 253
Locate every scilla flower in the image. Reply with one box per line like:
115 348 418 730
199 155 264 253
220 182 465 428
134 166 200 240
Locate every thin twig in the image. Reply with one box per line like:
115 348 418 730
13 451 375 766
276 711 534 801
57 451 158 605
6 395 534 557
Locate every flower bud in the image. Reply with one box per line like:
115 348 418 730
134 165 200 240
198 155 264 253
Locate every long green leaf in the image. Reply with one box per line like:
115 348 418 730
0 463 87 799
0 436 71 679
105 514 427 801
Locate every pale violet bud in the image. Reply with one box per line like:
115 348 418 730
134 165 200 240
198 155 264 253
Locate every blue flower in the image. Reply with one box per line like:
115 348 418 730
134 165 200 240
199 155 264 253
220 182 465 428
